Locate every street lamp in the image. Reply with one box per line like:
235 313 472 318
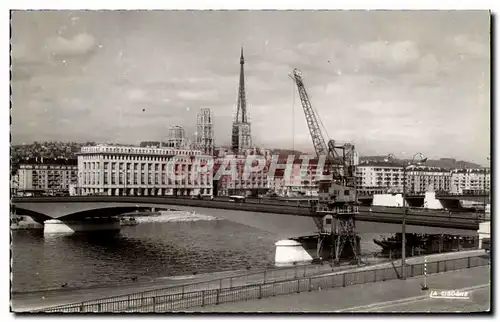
484 157 490 218
386 152 427 280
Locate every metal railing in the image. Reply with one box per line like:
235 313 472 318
38 253 490 313
37 254 388 309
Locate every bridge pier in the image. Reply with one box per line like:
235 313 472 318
43 217 121 234
274 239 313 267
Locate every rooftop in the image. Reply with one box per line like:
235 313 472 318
17 157 77 166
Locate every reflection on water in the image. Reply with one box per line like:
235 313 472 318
11 214 478 293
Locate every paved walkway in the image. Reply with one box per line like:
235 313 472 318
12 249 486 312
195 265 490 312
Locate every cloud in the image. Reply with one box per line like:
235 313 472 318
451 35 489 56
10 11 490 165
46 33 98 58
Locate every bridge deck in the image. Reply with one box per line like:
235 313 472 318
12 196 482 233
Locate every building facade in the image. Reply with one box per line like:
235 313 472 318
77 145 213 197
213 148 271 196
406 166 451 194
15 158 77 195
355 162 404 195
269 158 321 197
450 168 491 194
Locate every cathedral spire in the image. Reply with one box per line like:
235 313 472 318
231 46 252 153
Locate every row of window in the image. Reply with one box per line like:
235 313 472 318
83 173 211 186
83 162 208 171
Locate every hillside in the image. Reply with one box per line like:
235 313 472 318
360 156 481 169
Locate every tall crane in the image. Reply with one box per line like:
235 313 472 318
290 68 359 264
289 69 357 187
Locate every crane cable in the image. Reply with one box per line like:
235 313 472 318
291 79 295 152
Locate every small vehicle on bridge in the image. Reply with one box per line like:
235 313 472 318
482 238 491 253
190 194 214 200
229 195 246 203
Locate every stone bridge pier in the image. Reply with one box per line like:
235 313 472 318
43 217 121 234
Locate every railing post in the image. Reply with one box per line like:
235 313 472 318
216 289 220 305
343 273 346 287
258 284 262 299
437 261 440 273
308 277 312 292
410 264 414 277
444 260 447 272
182 285 185 299
201 290 205 307
297 279 300 293
152 297 156 312
264 269 267 284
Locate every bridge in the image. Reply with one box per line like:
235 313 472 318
11 196 482 235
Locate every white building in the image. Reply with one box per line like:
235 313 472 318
16 158 77 194
406 166 451 194
355 162 404 195
77 145 213 197
450 168 490 194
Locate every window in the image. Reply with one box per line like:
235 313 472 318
344 190 350 196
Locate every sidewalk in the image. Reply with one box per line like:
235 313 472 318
195 265 491 312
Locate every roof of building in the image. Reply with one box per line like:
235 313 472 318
358 161 402 167
17 157 77 166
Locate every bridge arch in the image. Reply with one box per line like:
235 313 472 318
13 203 174 221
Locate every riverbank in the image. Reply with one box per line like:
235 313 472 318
11 249 486 312
10 216 43 230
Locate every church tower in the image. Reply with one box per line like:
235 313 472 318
231 47 252 153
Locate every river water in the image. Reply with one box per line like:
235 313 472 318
11 210 477 293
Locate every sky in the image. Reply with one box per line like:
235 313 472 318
10 10 491 164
